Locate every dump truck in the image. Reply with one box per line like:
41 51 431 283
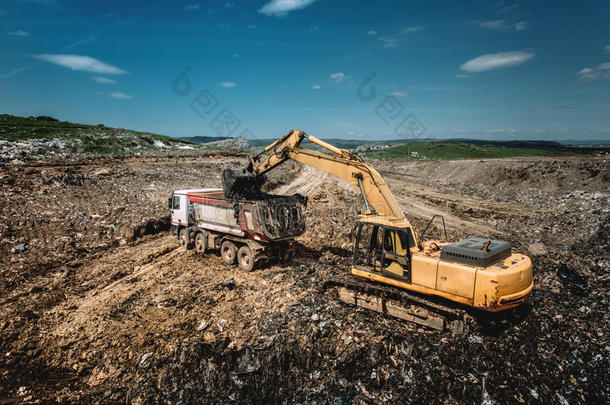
168 185 306 271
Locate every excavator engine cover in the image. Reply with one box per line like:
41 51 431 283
222 169 267 199
440 237 511 268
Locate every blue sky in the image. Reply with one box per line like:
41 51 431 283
1 0 609 141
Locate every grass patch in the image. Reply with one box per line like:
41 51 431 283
362 142 590 161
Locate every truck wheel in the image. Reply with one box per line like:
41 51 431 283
237 245 255 272
220 240 237 264
179 228 191 250
195 232 207 254
281 249 293 263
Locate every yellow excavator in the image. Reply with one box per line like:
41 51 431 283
228 129 533 330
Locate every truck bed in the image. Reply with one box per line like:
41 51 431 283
186 189 305 242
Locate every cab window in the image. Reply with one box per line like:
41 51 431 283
383 229 413 255
355 223 382 267
173 195 180 210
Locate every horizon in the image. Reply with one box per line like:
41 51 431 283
1 0 609 141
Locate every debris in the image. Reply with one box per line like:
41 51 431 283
0 150 608 404
556 263 588 294
528 242 547 256
197 319 209 331
138 352 153 369
10 244 28 254
93 168 111 176
205 136 249 149
203 332 216 344
468 335 484 344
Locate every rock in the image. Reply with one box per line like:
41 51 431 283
468 335 483 344
0 174 13 184
138 352 153 369
203 332 216 344
197 319 209 331
11 244 28 254
528 242 547 256
93 168 111 176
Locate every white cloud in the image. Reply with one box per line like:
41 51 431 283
7 30 29 37
185 4 200 11
232 54 239 58
109 92 132 100
576 65 610 81
605 45 610 54
460 50 534 72
514 21 528 31
476 20 528 32
246 24 258 29
312 84 320 90
93 76 116 84
225 2 234 7
366 30 377 36
32 54 127 74
309 24 320 33
259 0 316 17
378 37 398 48
329 72 349 83
454 74 471 78
388 90 408 98
402 26 425 34
219 81 236 87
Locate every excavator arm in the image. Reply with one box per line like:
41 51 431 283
246 129 412 228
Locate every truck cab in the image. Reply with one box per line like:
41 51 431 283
168 192 188 226
168 189 212 227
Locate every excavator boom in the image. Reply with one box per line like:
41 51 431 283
244 130 412 229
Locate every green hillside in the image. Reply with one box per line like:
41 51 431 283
0 114 194 154
362 142 590 161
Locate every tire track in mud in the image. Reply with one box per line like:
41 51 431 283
273 166 330 196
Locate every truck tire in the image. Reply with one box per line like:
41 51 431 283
221 240 237 264
237 245 255 272
179 228 191 250
281 249 293 263
195 231 207 254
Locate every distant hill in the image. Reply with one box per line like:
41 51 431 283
180 136 231 144
0 114 194 156
361 141 599 161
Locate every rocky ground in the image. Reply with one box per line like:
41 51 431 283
0 151 608 404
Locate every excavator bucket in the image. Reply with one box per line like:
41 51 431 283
221 169 267 199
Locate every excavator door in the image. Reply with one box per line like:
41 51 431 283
354 223 412 282
354 223 383 271
381 228 412 283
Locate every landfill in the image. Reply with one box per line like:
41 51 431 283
0 151 608 404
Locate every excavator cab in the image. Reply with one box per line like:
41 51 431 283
354 222 415 283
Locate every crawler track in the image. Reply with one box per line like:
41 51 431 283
324 275 472 333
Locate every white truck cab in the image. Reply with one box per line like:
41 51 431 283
168 188 217 226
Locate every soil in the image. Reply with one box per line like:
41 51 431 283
0 152 608 404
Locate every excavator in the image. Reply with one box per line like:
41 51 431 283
225 129 533 331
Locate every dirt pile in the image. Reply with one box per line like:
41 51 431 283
204 136 249 149
0 153 608 404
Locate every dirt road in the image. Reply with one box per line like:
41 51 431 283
0 152 608 403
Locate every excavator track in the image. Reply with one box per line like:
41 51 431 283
323 275 472 333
